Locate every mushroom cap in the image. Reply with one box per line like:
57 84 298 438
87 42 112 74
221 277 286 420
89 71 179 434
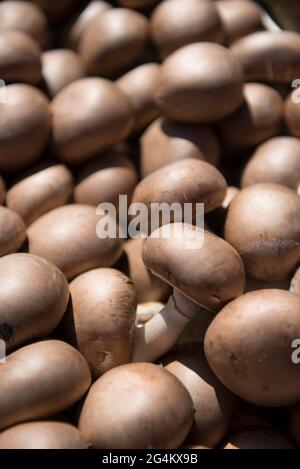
79 362 194 449
150 0 224 59
0 421 88 449
68 268 137 378
231 31 300 82
142 223 245 311
0 84 50 172
42 49 86 97
155 42 244 123
132 158 227 220
69 1 112 50
6 164 73 226
0 1 48 45
217 83 283 154
79 8 149 78
51 78 134 165
141 117 220 178
0 206 26 257
204 289 300 407
0 30 41 84
74 146 138 209
241 136 300 191
27 204 123 280
0 253 69 352
216 0 263 44
0 340 91 431
224 183 300 281
117 63 160 132
164 344 238 447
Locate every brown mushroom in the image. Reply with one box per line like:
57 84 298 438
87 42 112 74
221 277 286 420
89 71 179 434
0 340 91 431
79 362 194 449
0 1 48 46
241 136 300 191
51 78 134 165
0 253 69 353
155 42 244 123
204 289 300 406
0 84 50 172
150 0 224 59
69 1 112 50
0 207 26 257
79 8 149 78
217 83 283 155
0 30 41 84
117 63 161 133
6 164 73 226
216 0 263 44
27 204 123 280
74 146 138 210
0 421 88 449
224 183 300 280
42 49 86 97
65 268 137 378
164 344 238 448
141 117 220 178
231 31 300 82
132 158 227 229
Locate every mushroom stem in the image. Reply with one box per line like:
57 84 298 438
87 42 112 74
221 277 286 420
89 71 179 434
132 291 202 363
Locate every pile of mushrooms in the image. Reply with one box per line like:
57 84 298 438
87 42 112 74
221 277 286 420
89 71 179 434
0 0 300 451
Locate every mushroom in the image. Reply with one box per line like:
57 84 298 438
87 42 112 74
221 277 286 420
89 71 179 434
0 0 48 46
65 268 137 378
132 223 245 363
0 84 50 172
0 30 41 85
79 362 194 449
0 207 26 257
164 344 238 448
6 164 73 226
0 340 91 431
215 0 263 44
0 253 69 352
224 183 300 281
74 145 138 210
69 1 112 50
231 31 300 82
27 204 123 280
0 421 89 449
241 137 300 192
150 0 224 59
79 8 149 78
204 289 300 407
141 117 220 178
51 78 134 165
217 83 283 155
132 158 227 230
155 42 244 123
42 49 86 97
117 63 161 133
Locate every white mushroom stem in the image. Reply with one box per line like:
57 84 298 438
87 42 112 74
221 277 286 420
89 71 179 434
132 291 204 363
